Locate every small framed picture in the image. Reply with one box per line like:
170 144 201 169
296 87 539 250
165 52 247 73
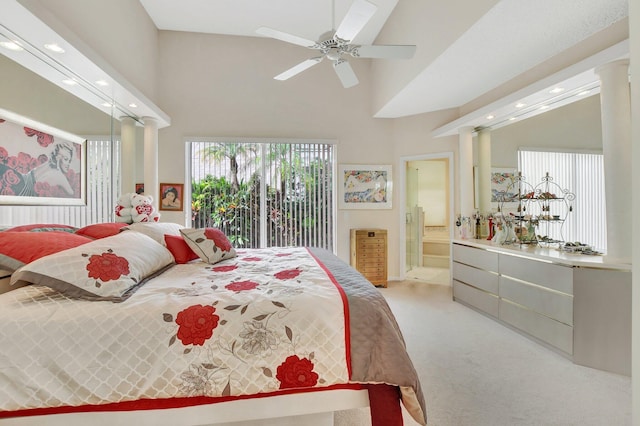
159 183 183 211
135 183 144 194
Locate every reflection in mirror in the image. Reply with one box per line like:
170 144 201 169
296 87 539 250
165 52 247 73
0 53 121 227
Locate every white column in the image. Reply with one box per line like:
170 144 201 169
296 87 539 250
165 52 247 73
143 117 159 212
477 129 492 214
120 116 136 194
595 59 631 263
628 0 640 419
458 126 475 220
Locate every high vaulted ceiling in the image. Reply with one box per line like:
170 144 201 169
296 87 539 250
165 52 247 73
0 0 629 132
140 0 629 127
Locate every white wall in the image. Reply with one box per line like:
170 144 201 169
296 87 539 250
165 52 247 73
155 31 399 271
490 94 603 168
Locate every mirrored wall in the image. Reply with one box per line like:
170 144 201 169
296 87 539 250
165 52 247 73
0 52 121 226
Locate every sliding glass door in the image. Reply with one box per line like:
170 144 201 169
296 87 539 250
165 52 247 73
190 140 334 251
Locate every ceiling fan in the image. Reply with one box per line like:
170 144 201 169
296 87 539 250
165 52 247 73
256 0 416 88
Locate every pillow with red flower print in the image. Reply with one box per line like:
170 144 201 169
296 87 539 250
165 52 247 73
11 232 175 302
0 231 93 272
179 228 237 264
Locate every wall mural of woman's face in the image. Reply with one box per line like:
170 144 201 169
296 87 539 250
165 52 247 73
57 147 73 173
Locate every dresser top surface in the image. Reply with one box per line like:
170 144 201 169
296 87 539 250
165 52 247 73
453 239 630 271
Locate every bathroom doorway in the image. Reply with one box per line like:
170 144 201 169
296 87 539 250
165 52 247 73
400 153 453 285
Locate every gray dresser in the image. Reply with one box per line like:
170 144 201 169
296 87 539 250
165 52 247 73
452 240 631 375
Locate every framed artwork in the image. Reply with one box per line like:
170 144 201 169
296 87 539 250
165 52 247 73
338 164 392 210
0 108 86 205
135 183 144 194
159 183 183 211
491 168 518 203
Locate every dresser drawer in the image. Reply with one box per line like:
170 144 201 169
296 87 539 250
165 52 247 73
499 254 573 295
452 262 499 295
357 236 385 245
453 280 499 318
356 247 386 257
452 244 499 272
500 276 573 325
500 299 573 354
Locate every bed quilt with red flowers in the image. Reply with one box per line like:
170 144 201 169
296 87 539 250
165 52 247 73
0 247 349 413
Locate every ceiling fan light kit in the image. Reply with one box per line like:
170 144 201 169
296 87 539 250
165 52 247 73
256 0 416 88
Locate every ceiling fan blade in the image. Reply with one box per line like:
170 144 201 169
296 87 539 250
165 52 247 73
353 44 417 59
334 0 377 43
333 59 359 88
274 57 323 81
256 26 317 48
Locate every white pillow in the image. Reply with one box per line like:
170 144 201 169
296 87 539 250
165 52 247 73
121 222 184 246
11 232 175 302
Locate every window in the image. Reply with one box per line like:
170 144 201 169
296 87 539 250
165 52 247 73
189 139 334 251
518 149 606 251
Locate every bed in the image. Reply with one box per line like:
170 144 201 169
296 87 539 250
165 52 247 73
0 223 426 425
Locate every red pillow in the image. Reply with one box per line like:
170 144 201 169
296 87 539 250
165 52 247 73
164 234 199 264
75 222 129 239
5 223 77 233
0 231 93 272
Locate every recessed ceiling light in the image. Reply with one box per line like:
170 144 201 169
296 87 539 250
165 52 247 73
515 102 526 108
549 87 564 94
95 80 109 86
0 41 23 51
578 90 591 96
44 43 65 53
539 105 549 110
509 117 517 121
486 115 494 120
128 103 138 108
62 78 77 86
101 102 113 107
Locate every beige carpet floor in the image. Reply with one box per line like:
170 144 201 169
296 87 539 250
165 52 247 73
336 280 631 426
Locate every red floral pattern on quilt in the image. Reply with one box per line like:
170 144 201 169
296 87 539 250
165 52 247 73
225 280 259 292
212 264 238 273
175 304 220 346
276 355 319 389
153 247 349 400
274 268 301 280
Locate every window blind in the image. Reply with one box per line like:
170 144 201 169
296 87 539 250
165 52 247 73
190 140 334 251
518 149 606 251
